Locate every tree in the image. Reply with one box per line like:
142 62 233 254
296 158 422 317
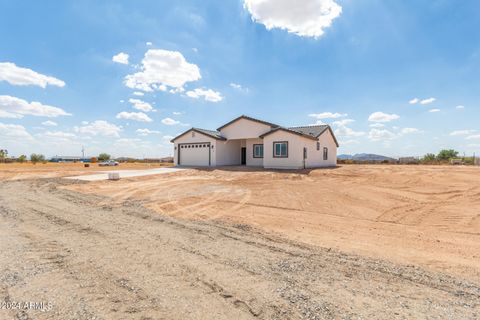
437 149 459 161
422 153 436 162
98 153 111 161
30 153 45 164
17 155 27 163
0 149 7 159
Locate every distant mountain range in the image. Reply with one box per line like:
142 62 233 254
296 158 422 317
337 153 397 161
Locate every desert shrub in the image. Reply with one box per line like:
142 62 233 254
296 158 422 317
437 149 458 161
98 153 111 161
422 153 436 162
17 155 27 163
30 153 45 164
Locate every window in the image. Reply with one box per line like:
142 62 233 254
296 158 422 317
317 142 320 151
323 147 328 160
253 144 264 158
273 141 288 158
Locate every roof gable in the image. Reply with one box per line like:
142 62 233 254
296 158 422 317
259 125 340 147
217 115 279 131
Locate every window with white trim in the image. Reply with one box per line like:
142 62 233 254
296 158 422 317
253 144 263 158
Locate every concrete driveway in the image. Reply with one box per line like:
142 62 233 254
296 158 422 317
65 167 185 181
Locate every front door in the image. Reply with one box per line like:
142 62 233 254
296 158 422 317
241 147 246 165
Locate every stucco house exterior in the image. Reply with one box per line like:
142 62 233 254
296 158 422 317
170 115 339 169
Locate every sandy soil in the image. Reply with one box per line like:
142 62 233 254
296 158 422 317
0 178 478 319
63 165 480 280
0 162 172 181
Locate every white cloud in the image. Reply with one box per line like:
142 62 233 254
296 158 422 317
455 105 465 109
132 91 144 96
332 118 354 126
116 111 153 122
0 122 32 139
162 135 174 142
136 128 161 136
112 52 129 65
42 131 76 139
124 49 201 92
186 88 223 102
0 110 23 118
429 108 440 113
41 120 58 127
450 130 476 136
146 42 152 46
74 120 122 137
172 111 184 116
0 95 71 118
230 82 249 93
309 112 347 119
161 117 180 125
369 123 385 128
368 128 396 141
331 119 364 137
420 97 435 105
466 134 480 140
409 98 419 104
114 138 151 149
244 0 342 38
339 139 359 145
368 111 400 123
0 62 65 88
128 98 154 112
400 127 420 134
335 126 365 137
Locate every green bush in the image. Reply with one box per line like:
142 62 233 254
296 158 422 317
30 153 45 164
98 153 111 161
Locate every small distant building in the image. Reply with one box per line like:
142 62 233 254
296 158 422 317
50 156 91 163
398 157 419 164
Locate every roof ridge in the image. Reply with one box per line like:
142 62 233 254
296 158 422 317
289 124 329 128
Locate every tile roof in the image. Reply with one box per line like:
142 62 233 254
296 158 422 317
170 127 226 142
288 125 329 137
193 128 226 140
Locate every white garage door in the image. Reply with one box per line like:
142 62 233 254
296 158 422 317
179 143 211 166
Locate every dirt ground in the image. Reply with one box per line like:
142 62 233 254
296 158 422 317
63 165 480 280
0 178 479 319
0 162 172 181
0 164 479 319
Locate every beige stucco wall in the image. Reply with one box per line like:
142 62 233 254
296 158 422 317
263 131 308 169
216 139 241 165
219 118 272 140
263 129 338 169
172 131 217 166
313 129 337 167
246 138 263 167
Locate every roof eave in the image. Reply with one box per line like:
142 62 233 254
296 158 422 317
170 128 226 143
259 127 318 141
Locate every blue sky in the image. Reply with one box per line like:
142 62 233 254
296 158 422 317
1 0 480 158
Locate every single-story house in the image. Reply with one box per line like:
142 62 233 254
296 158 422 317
170 115 339 169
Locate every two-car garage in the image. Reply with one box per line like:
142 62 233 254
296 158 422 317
178 142 211 166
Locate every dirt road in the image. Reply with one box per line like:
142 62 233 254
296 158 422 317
1 179 479 319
